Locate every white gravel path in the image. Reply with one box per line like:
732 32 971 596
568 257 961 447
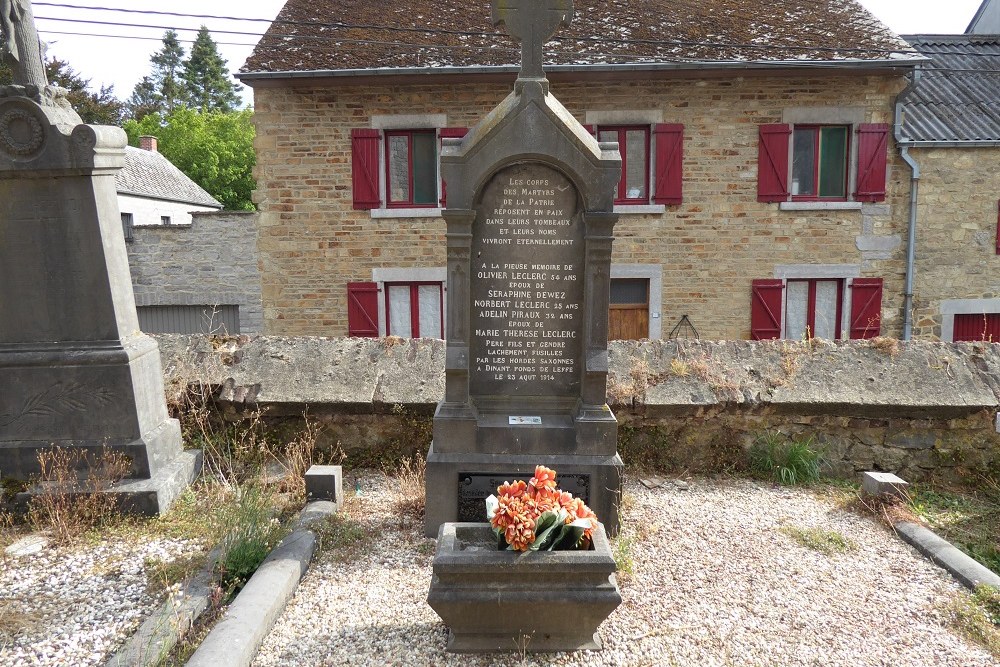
0 534 202 667
254 475 999 667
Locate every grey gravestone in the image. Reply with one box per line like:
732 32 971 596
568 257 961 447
425 0 624 536
0 4 198 514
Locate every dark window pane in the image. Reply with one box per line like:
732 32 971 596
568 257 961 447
412 132 437 205
792 128 816 196
818 126 848 198
388 135 410 203
610 279 648 305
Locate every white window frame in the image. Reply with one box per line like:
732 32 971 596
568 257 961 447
372 267 447 337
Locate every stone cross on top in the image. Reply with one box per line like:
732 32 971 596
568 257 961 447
492 0 573 82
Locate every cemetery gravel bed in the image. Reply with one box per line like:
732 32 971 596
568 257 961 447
0 534 202 666
253 474 999 667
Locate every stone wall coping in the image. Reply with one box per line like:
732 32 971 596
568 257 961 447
154 335 1000 417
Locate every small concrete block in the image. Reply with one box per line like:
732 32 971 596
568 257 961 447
5 535 49 557
861 471 909 500
639 477 665 489
305 465 343 505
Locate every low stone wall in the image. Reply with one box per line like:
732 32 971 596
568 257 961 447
155 335 1000 482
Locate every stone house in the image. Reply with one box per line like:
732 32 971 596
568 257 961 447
239 0 941 342
116 136 263 334
897 31 1000 342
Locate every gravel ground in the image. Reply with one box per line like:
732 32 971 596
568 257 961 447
254 474 999 667
0 533 202 667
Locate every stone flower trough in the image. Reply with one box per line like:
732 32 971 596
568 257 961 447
427 522 622 653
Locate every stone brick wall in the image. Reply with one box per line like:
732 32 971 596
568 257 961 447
252 74 911 339
127 211 263 333
908 147 1000 340
156 335 1000 484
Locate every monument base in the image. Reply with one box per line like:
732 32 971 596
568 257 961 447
424 443 623 538
12 449 202 516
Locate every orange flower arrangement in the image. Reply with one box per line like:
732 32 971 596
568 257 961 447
486 466 600 552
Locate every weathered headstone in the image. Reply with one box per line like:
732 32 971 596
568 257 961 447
425 0 624 536
0 3 198 513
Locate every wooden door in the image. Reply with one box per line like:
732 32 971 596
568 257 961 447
609 279 649 340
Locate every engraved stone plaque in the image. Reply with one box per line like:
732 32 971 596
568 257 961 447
457 471 591 522
470 163 583 398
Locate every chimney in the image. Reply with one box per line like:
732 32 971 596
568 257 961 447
138 135 158 153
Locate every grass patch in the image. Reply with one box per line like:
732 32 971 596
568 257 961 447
946 584 1000 658
145 552 209 596
612 534 635 579
314 513 366 561
907 484 1000 576
749 432 823 486
216 484 286 591
779 525 857 555
385 456 425 528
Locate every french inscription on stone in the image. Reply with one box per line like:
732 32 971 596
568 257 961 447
469 163 583 397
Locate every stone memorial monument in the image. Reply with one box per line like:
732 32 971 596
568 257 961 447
0 1 198 513
425 0 624 536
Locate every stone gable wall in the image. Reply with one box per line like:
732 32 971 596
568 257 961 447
909 147 1000 341
252 74 911 339
127 211 263 333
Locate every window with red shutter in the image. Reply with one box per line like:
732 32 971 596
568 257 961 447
347 282 379 337
597 125 651 203
758 124 791 202
953 313 1000 342
750 279 784 340
351 129 381 210
653 123 683 205
854 124 889 203
439 128 468 207
849 278 883 339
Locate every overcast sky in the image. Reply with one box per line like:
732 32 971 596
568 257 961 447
32 0 987 106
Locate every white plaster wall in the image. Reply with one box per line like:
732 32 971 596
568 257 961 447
118 194 218 227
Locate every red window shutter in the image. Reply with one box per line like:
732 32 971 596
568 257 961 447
439 127 468 207
351 129 380 210
757 124 791 203
995 200 999 255
751 279 784 340
954 313 1000 342
347 282 379 337
652 123 684 205
849 278 883 339
855 123 889 203
583 124 596 135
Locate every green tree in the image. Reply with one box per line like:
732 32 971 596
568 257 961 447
126 75 161 121
124 108 256 210
1 58 124 125
183 26 242 112
132 30 188 116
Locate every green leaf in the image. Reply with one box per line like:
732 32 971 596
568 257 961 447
529 510 567 551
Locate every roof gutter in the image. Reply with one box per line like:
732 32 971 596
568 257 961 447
897 140 1000 148
894 66 922 341
238 57 923 84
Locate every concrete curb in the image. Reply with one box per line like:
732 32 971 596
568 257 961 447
895 521 1000 590
184 500 337 667
105 547 222 667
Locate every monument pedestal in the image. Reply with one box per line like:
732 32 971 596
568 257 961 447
0 92 197 515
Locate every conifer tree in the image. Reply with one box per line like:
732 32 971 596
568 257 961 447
126 75 161 121
183 26 242 112
133 30 188 116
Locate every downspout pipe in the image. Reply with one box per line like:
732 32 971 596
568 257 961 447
894 67 922 341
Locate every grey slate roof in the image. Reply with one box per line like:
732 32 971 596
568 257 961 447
242 0 920 75
901 35 1000 142
116 146 223 209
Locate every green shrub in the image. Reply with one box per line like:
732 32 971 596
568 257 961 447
749 432 823 486
217 484 285 590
